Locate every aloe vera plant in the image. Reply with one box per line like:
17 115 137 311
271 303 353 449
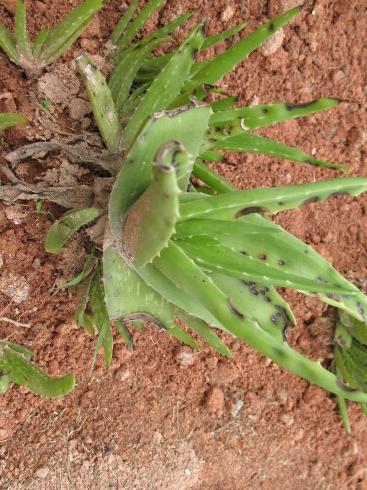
0 0 104 78
1 2 367 411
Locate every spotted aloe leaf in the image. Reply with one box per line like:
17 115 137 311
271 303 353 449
109 103 211 236
0 112 27 130
150 242 367 402
0 341 75 397
208 132 346 171
209 97 342 130
179 178 367 220
76 54 122 153
121 143 183 267
44 207 101 254
123 25 205 145
187 6 302 89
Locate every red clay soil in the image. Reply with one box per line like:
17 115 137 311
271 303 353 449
0 0 367 488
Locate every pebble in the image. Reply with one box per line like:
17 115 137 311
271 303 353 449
0 273 30 303
231 399 244 417
261 28 285 57
280 413 294 426
205 386 225 414
221 5 235 22
276 388 288 405
35 466 49 479
176 347 196 367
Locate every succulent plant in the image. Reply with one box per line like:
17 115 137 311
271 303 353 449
0 112 26 130
1 1 367 415
0 0 104 78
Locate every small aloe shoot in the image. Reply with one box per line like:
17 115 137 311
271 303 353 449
0 112 27 130
0 0 104 78
3 2 367 417
0 341 75 397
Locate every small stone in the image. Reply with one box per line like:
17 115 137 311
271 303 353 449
261 28 285 56
230 399 244 417
68 97 92 120
4 205 28 225
221 5 235 22
276 388 288 405
205 386 225 414
211 363 239 385
347 126 363 147
0 273 29 303
176 347 196 367
280 413 294 426
35 466 49 479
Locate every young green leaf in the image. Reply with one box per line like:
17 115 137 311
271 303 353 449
0 341 75 397
123 25 205 145
44 207 101 254
15 0 31 58
116 0 165 52
0 24 19 62
201 22 248 51
32 26 48 58
0 112 27 130
77 54 122 153
110 0 139 45
41 0 104 64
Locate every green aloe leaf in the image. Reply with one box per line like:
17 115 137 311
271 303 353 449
152 242 367 402
110 0 139 45
179 178 367 220
209 97 342 130
57 252 97 289
32 26 48 58
74 275 95 336
121 142 182 266
109 103 211 236
123 25 205 145
89 270 113 367
188 6 301 87
0 112 27 130
76 54 122 153
201 22 248 51
115 320 134 348
109 38 165 113
44 207 101 254
103 246 198 349
182 314 232 357
15 0 31 58
41 0 104 64
116 0 165 53
337 395 351 433
0 24 18 61
132 12 192 50
176 235 355 295
339 312 367 345
0 341 75 397
210 96 238 112
211 133 346 171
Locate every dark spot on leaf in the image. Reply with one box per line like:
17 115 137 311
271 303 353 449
227 298 244 319
264 296 271 303
302 196 320 206
262 108 269 114
267 22 275 32
258 254 267 260
282 326 290 343
271 315 279 324
336 378 357 393
315 276 327 283
285 101 316 111
304 249 309 254
356 302 366 321
235 206 267 218
330 191 349 198
215 127 222 133
277 259 285 266
278 201 284 206
273 346 285 358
